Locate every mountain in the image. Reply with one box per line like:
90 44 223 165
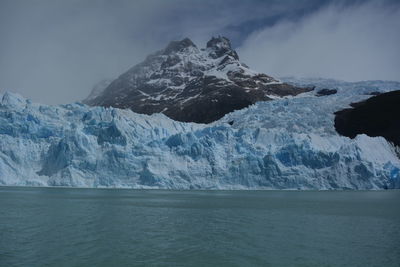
1 78 400 189
84 37 312 123
335 90 400 147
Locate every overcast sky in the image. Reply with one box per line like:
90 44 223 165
0 0 399 104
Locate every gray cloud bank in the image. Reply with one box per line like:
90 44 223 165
0 0 398 104
238 1 400 82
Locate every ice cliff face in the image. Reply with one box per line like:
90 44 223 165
84 37 311 123
1 78 400 189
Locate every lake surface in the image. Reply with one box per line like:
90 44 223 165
0 187 399 267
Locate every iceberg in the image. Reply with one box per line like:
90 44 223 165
1 78 399 189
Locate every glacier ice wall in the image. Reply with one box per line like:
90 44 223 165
1 78 400 189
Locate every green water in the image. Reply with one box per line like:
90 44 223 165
0 187 399 267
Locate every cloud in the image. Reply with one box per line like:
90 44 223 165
0 0 398 104
1 0 292 104
0 0 181 104
238 1 400 82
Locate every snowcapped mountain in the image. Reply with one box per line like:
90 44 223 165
1 78 400 189
84 37 311 123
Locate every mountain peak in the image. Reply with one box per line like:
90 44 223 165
206 36 231 49
163 38 196 54
206 36 238 60
85 36 312 123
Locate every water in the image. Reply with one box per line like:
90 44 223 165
0 187 399 267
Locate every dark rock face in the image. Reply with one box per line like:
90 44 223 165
84 37 312 123
316 88 337 96
334 90 400 147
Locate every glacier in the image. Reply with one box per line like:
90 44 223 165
1 78 400 189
